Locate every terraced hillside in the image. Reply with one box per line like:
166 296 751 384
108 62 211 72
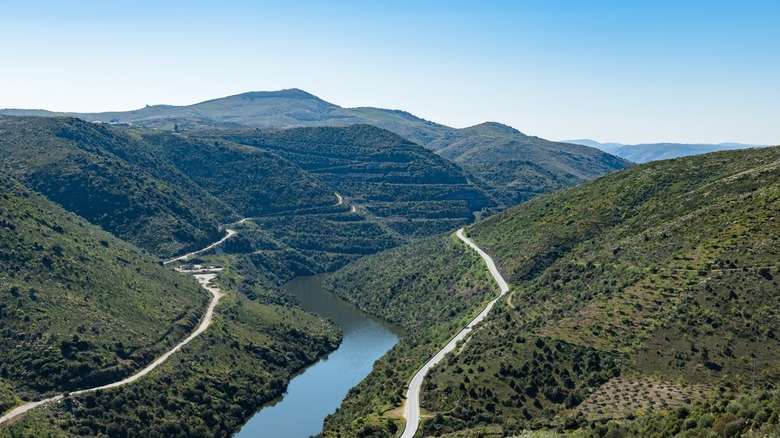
0 117 396 265
1 90 630 210
320 145 780 437
206 125 497 237
137 132 336 217
0 115 495 290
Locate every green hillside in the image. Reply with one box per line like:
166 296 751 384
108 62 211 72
113 128 388 278
0 168 342 437
0 116 233 256
428 145 780 434
0 116 368 261
73 90 630 206
1 90 629 209
0 114 475 288
0 173 208 409
213 207 403 289
0 135 345 437
138 132 336 216
427 122 633 205
208 124 497 237
0 281 341 438
170 123 490 291
321 145 780 437
320 235 497 437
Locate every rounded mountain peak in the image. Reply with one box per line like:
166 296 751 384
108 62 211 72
465 122 526 137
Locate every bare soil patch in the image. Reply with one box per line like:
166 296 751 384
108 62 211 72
576 376 709 419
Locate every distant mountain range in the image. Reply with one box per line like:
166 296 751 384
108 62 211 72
566 138 768 163
1 89 454 146
1 89 631 206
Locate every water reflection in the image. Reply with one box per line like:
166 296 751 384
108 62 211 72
235 273 401 438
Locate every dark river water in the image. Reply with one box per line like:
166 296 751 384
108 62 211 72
235 273 402 437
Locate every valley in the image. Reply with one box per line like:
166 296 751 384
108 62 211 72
235 273 401 437
320 145 780 437
0 94 777 438
3 0 778 436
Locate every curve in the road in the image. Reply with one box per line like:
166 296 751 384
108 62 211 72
400 227 509 438
163 229 237 265
1 262 228 425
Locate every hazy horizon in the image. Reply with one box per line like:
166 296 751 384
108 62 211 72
2 0 778 145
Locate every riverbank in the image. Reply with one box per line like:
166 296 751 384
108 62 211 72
0 274 341 437
237 274 402 437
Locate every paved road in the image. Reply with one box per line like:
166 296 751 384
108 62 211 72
0 269 226 424
400 228 509 438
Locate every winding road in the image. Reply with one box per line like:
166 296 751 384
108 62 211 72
3 195 499 432
400 227 509 438
0 255 228 425
163 229 237 265
2 191 348 426
2 192 344 425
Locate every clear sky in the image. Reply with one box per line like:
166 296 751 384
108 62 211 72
1 0 778 144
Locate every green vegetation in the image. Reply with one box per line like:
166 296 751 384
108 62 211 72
205 124 496 237
0 115 498 264
427 145 780 434
0 169 343 436
319 234 497 436
0 106 650 437
427 122 632 205
0 169 346 438
124 127 407 277
141 132 336 216
567 388 780 437
207 209 400 291
0 281 340 438
2 91 629 212
324 235 493 331
0 116 233 256
249 213 399 255
445 387 780 437
0 173 207 403
324 145 780 436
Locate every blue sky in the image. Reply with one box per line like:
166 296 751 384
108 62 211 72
1 0 778 144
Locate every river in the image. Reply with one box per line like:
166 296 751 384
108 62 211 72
235 273 403 437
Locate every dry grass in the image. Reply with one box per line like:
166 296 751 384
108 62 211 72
575 376 708 419
382 406 404 419
437 425 505 437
